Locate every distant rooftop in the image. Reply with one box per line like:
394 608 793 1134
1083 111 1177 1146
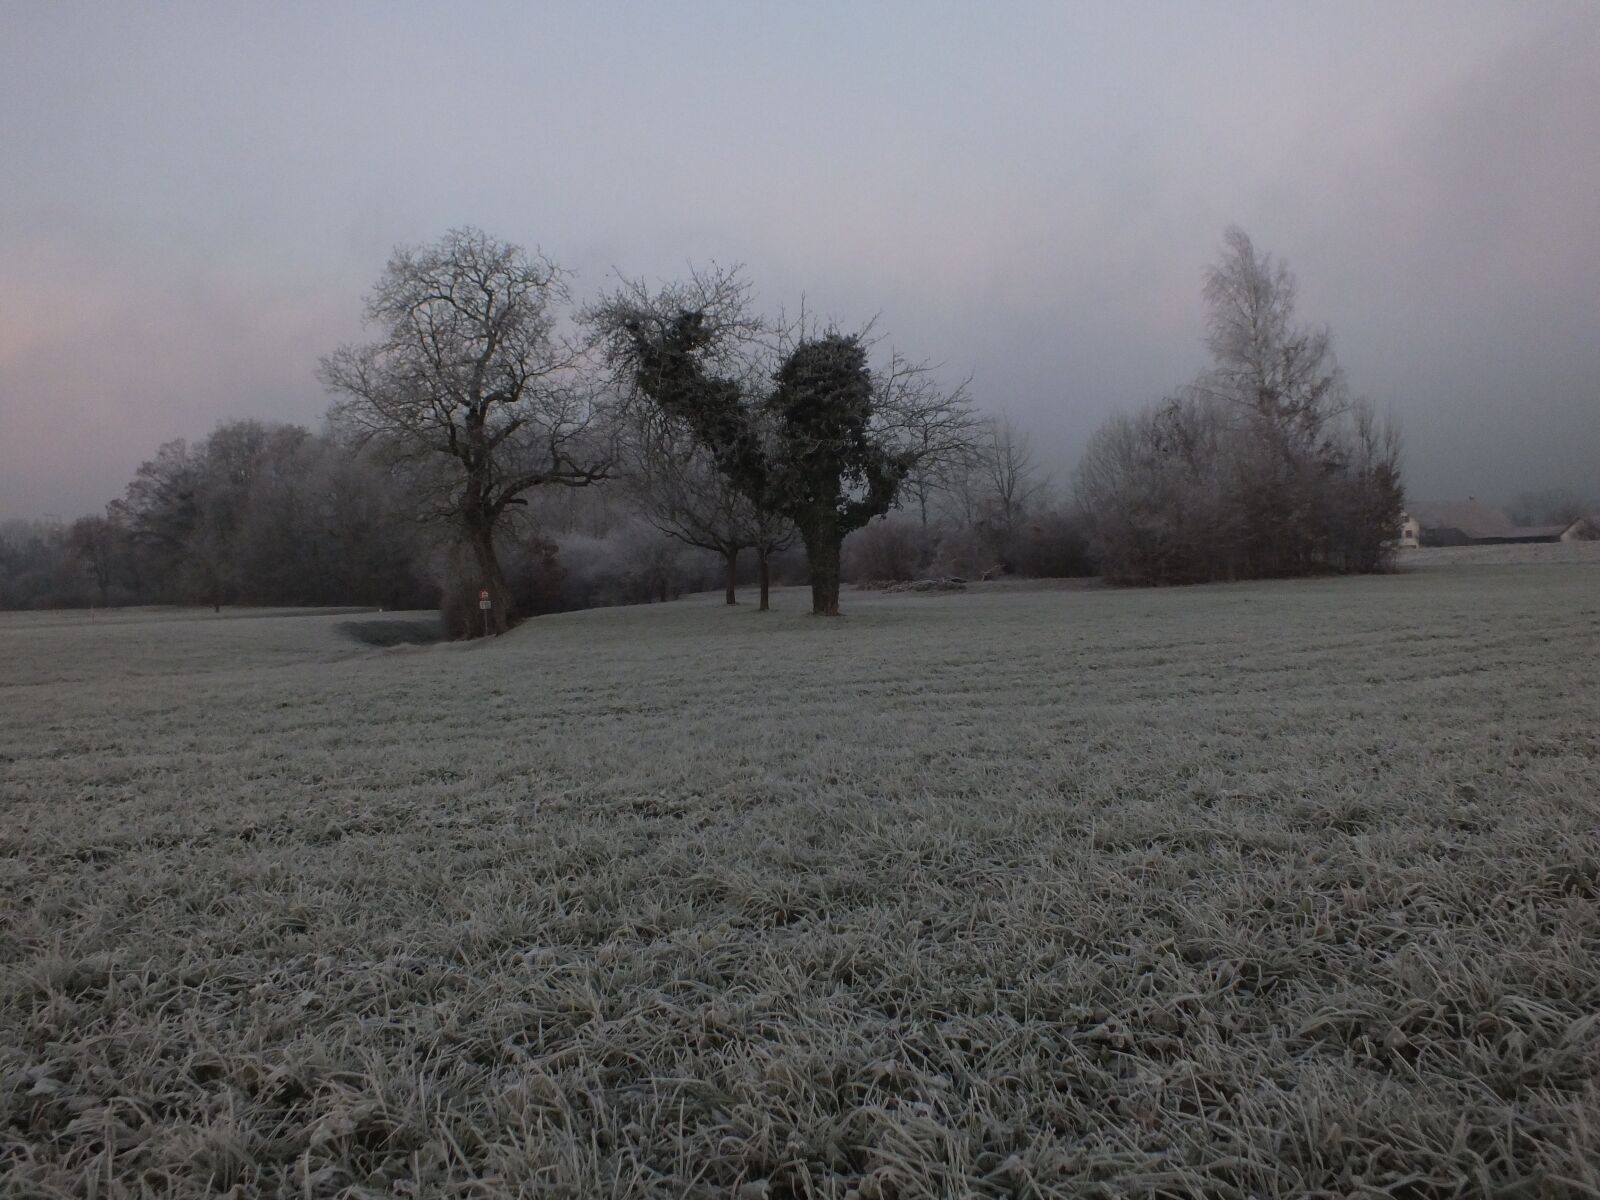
1406 499 1580 542
1405 499 1517 540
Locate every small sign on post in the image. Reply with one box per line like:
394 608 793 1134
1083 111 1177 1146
478 588 492 637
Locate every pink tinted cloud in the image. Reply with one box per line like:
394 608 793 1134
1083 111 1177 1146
0 237 360 519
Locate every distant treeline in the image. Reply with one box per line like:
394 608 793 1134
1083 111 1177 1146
0 415 1093 616
2 226 1411 623
1 424 432 612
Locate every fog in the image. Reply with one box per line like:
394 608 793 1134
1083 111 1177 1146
2 0 1596 520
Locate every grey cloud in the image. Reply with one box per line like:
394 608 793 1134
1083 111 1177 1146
2 1 1595 518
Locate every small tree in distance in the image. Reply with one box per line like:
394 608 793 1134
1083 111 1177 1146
1504 488 1594 528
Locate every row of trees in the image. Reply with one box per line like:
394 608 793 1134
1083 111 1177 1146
318 233 1003 630
589 272 987 615
6 226 1411 623
0 423 434 612
0 404 1072 618
320 227 1405 618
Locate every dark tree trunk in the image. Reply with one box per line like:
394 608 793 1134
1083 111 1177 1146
802 525 842 616
757 548 771 611
468 521 512 636
723 546 739 605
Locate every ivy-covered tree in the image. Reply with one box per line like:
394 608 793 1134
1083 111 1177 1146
765 333 911 614
597 281 925 615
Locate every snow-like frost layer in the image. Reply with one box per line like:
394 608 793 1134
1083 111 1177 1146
3 550 1598 1196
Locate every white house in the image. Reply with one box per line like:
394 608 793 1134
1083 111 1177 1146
1397 512 1422 548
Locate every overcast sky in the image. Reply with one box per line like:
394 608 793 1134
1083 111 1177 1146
2 1 1597 520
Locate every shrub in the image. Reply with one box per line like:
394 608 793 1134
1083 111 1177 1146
1005 507 1095 578
842 516 939 583
1075 393 1402 585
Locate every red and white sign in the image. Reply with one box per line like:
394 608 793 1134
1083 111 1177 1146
478 589 490 601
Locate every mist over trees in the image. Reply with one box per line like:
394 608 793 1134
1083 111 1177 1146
1075 228 1405 584
1504 488 1596 528
0 421 433 612
5 225 1432 624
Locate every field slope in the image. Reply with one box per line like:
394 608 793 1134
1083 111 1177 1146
3 559 1599 1197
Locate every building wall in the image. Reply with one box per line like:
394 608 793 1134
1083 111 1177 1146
1420 526 1473 548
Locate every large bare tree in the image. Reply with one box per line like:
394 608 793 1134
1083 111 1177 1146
1200 226 1344 435
320 228 609 633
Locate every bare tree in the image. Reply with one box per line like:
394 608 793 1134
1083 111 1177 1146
870 354 980 526
320 228 609 634
117 439 204 603
68 513 124 607
974 416 1047 538
625 408 793 609
1075 392 1239 584
1200 226 1345 434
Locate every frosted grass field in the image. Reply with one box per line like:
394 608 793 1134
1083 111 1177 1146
3 549 1599 1197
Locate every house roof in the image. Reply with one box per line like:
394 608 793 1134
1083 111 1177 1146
1404 499 1517 539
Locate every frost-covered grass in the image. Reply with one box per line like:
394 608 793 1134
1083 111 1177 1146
3 553 1599 1198
1399 540 1600 569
